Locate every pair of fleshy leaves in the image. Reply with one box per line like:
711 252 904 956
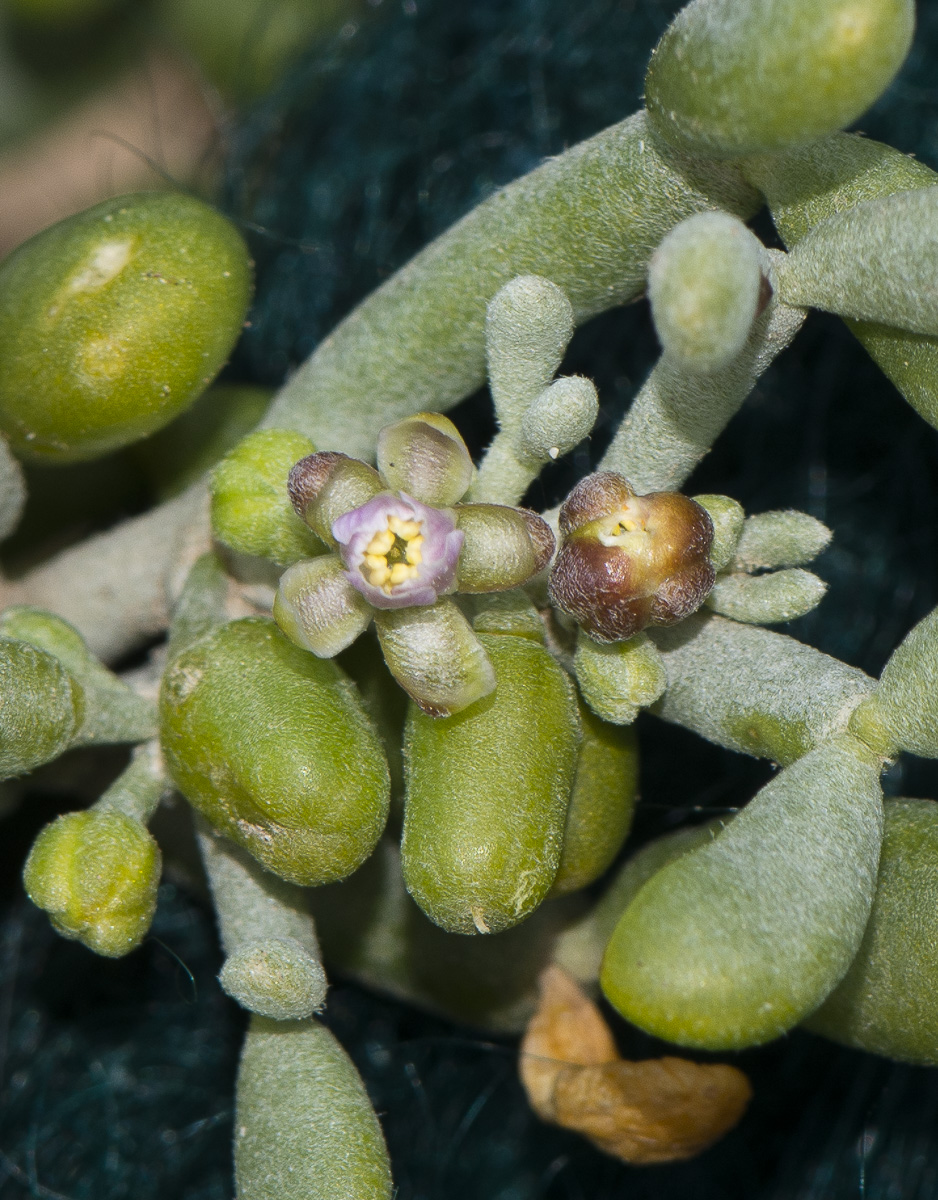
274 412 553 716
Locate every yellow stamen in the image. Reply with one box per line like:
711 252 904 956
360 512 426 593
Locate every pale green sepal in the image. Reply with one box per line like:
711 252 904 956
648 212 764 373
646 0 914 158
0 636 84 779
376 413 473 506
402 633 579 934
706 568 828 625
485 275 574 429
859 604 938 758
235 1016 393 1200
0 606 155 745
275 557 373 658
23 809 161 957
550 704 639 897
778 189 938 337
210 429 323 566
374 598 495 717
733 509 832 570
455 503 542 593
574 631 667 725
220 939 327 1022
301 456 384 547
600 736 884 1050
519 376 598 462
806 798 938 1066
693 494 745 571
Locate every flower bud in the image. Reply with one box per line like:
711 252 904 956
210 429 323 566
549 472 715 643
23 810 161 957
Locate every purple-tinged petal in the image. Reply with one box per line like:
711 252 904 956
333 492 464 611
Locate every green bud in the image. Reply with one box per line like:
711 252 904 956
402 632 580 934
210 429 323 566
519 376 599 462
0 192 252 462
807 798 938 1065
376 413 474 507
160 617 390 885
550 703 639 897
646 0 914 158
705 568 828 625
732 509 832 570
574 631 667 725
778 189 938 337
220 938 327 1022
692 494 745 571
23 810 161 957
601 737 883 1049
374 599 496 718
853 605 938 759
648 213 765 373
235 1017 393 1200
0 636 84 779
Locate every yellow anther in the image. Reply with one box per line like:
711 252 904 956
389 563 417 585
366 528 395 556
389 516 422 540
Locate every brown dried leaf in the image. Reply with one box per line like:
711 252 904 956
520 965 752 1165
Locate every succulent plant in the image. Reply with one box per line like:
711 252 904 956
6 0 938 1193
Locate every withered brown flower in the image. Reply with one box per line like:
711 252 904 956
548 471 714 643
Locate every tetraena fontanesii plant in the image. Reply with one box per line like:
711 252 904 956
4 0 938 1193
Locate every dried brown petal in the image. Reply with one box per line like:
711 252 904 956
520 966 752 1166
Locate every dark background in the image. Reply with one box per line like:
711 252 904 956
4 0 938 1195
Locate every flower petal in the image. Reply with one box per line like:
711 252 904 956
274 556 373 657
377 413 474 507
334 492 463 610
374 598 495 717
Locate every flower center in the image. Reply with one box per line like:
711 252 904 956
362 515 425 593
597 503 649 547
